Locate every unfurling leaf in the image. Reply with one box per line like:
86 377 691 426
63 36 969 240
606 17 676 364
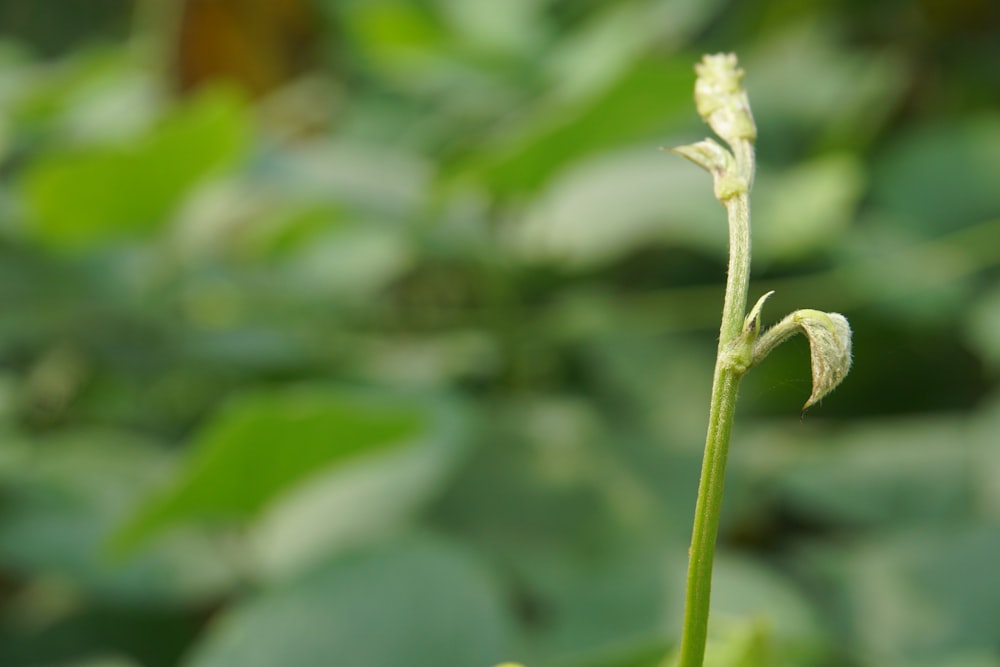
670 139 747 201
752 309 853 410
671 138 732 174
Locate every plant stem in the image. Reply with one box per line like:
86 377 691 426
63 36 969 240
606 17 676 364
718 193 752 345
677 187 752 667
673 54 851 665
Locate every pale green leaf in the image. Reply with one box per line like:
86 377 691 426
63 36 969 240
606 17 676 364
22 89 248 250
185 538 514 667
111 386 437 554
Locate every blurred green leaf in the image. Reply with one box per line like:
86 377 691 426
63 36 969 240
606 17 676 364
798 525 1000 666
281 222 413 301
340 0 450 87
185 537 515 667
514 541 680 666
754 154 864 263
466 57 694 196
871 115 1000 234
246 393 469 580
507 147 724 268
704 619 770 667
746 22 909 145
1 49 154 149
708 556 826 664
258 140 432 216
22 88 248 250
438 0 544 58
112 386 435 554
0 431 234 602
759 417 973 527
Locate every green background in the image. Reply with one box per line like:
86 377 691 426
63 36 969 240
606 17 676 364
0 1 998 666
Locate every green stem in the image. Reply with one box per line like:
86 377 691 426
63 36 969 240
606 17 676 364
677 188 752 667
718 193 752 345
670 53 759 667
677 365 740 666
672 53 852 665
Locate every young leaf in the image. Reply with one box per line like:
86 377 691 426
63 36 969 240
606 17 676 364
670 139 747 201
693 54 757 148
753 309 853 410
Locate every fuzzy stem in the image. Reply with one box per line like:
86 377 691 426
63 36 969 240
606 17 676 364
676 188 752 667
673 53 851 665
670 53 758 667
718 193 752 345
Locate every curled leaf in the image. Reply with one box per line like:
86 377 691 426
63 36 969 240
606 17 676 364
752 309 852 410
671 138 732 174
670 139 747 201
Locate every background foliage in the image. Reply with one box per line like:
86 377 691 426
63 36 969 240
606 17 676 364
0 1 999 666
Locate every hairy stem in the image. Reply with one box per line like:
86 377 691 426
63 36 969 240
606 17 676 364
677 189 752 667
670 53 759 667
718 193 752 345
672 53 850 666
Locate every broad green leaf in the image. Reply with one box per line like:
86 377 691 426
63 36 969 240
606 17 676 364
280 222 412 302
466 58 694 196
871 115 1000 235
0 431 234 602
339 1 449 86
22 89 248 250
753 154 864 263
746 22 908 143
246 392 469 580
506 147 724 268
542 3 675 103
757 416 973 527
544 0 727 103
708 556 827 664
438 0 543 57
798 526 1000 666
111 386 435 554
704 619 771 667
3 48 153 147
509 540 679 665
185 537 515 667
258 140 432 216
